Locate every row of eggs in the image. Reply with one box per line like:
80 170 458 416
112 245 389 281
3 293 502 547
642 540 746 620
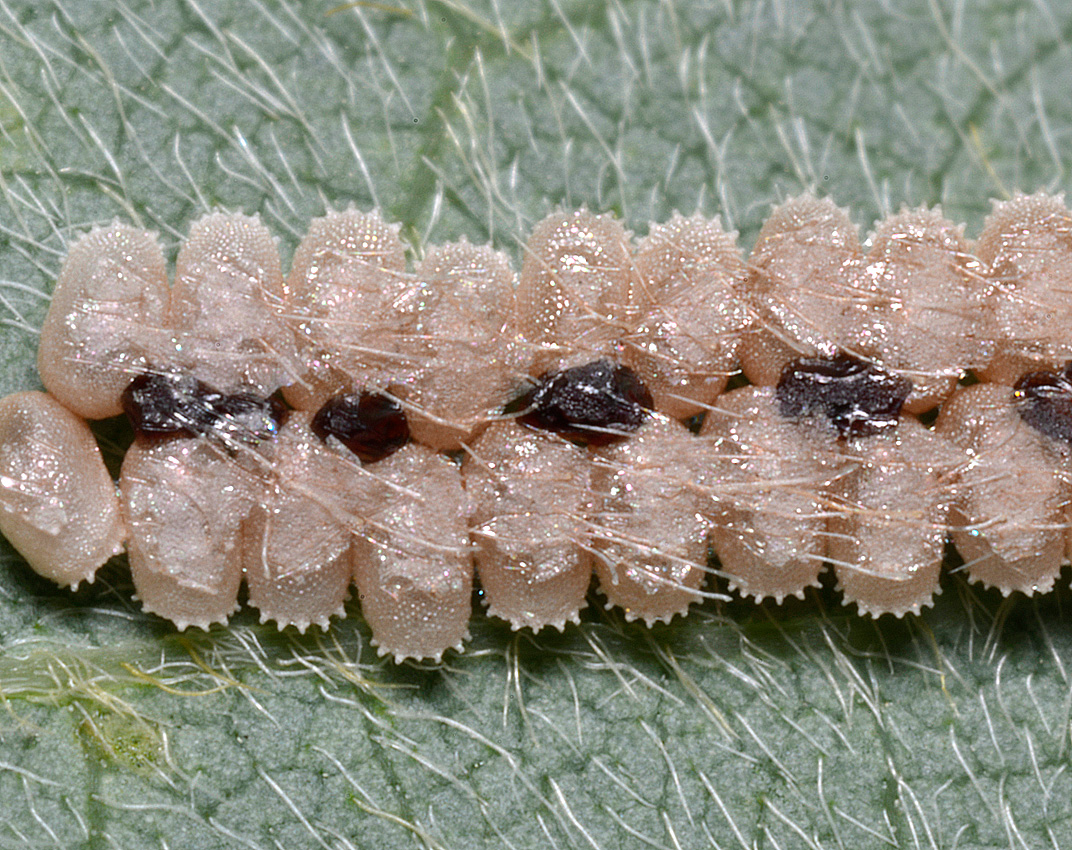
2 192 1071 660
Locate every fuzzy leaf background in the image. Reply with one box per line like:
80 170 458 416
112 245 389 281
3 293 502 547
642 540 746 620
0 1 1070 848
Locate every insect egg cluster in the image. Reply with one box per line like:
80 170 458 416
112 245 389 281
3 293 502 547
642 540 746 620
4 192 1072 661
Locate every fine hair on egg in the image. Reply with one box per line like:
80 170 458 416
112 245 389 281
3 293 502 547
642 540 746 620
4 191 1072 663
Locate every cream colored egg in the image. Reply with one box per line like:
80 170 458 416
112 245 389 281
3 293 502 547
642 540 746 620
738 195 863 386
516 209 634 373
464 420 594 631
936 382 1070 596
624 213 751 418
351 442 472 662
283 208 414 409
172 212 300 396
0 391 126 587
120 435 261 630
401 241 522 450
976 192 1072 384
701 385 845 603
244 411 379 632
38 224 172 419
829 416 962 617
589 414 712 625
845 207 993 412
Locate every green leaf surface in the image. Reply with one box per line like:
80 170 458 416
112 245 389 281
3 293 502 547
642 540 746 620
0 1 1069 847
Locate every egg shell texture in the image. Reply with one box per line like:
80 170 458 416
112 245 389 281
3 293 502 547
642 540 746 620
589 414 712 625
936 382 1070 596
738 195 862 385
24 194 1072 657
829 416 962 617
465 420 594 631
171 212 299 396
624 213 751 418
0 391 126 587
243 411 379 632
38 224 172 419
401 240 522 450
517 210 634 373
976 192 1072 383
847 207 994 412
351 442 472 662
283 208 415 408
120 435 262 630
702 385 847 603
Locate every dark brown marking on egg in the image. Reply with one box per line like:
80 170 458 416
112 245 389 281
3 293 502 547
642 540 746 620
514 359 654 444
121 372 284 444
776 354 912 437
1014 363 1072 445
310 391 410 463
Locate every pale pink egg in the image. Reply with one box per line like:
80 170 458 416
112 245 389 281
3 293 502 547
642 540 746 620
845 206 994 412
738 195 862 386
976 192 1072 384
516 209 634 373
936 381 1070 596
400 240 522 450
282 208 413 410
38 223 172 419
623 213 751 418
351 441 472 663
741 197 991 414
172 212 300 396
589 414 712 625
243 411 377 633
464 420 594 631
120 434 261 630
701 385 843 603
829 416 961 617
0 391 126 587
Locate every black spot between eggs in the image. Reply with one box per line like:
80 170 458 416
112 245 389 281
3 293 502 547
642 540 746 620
310 391 410 463
121 372 285 444
776 354 912 438
1014 362 1072 445
515 359 654 445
